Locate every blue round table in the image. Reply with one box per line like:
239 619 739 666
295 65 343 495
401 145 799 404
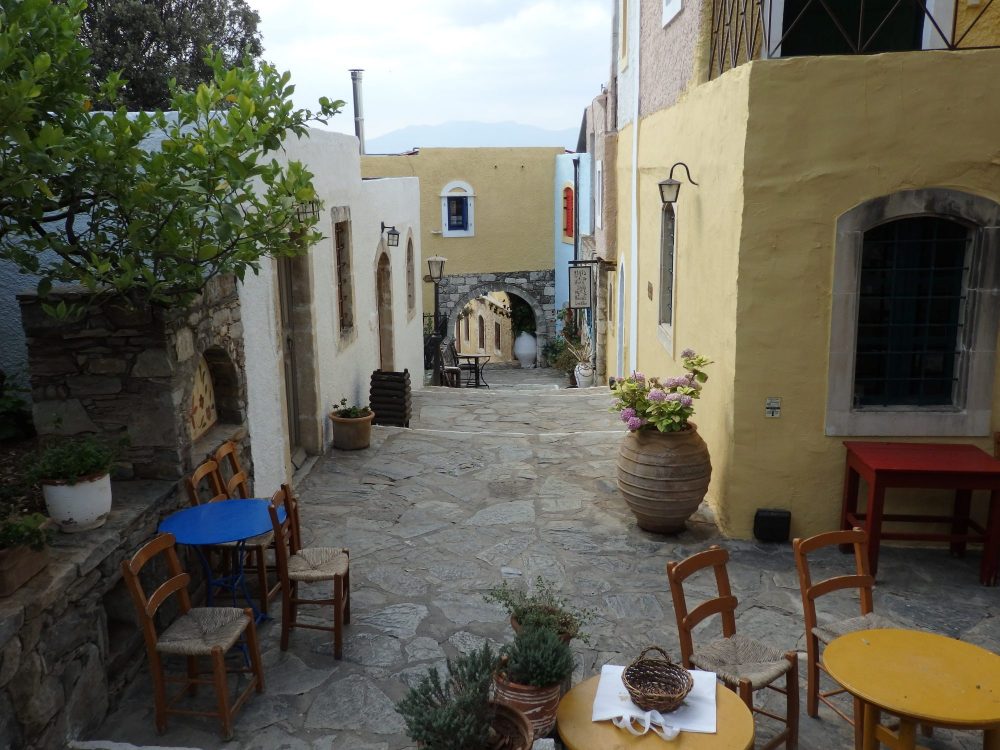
159 499 281 620
159 498 274 544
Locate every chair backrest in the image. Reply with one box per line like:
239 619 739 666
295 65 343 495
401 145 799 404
214 441 250 499
185 459 228 506
120 533 192 650
443 341 459 367
268 485 300 586
665 545 738 668
792 528 874 637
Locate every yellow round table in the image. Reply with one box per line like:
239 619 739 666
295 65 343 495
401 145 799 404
822 629 1000 750
556 675 754 750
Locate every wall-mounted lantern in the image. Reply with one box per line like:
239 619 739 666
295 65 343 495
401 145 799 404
381 221 400 247
658 162 698 204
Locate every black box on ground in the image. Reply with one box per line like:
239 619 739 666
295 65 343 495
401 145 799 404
753 508 791 543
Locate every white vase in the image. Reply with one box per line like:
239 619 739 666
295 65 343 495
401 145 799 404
42 473 112 532
513 332 537 368
574 363 595 388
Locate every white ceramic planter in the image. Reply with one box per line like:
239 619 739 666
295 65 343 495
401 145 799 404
42 473 112 533
574 363 595 388
513 332 537 368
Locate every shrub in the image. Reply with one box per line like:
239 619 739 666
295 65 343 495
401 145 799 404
500 626 574 688
396 643 497 750
0 513 52 551
30 436 116 484
484 576 592 642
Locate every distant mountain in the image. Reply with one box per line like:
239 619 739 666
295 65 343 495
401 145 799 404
364 121 578 153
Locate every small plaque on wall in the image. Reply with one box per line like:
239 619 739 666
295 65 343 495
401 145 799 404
568 264 593 309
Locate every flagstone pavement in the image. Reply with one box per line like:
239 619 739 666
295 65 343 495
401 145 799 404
85 377 1000 750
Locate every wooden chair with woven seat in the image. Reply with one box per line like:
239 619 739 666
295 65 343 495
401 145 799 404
268 484 350 658
214 441 251 499
667 545 798 750
121 533 264 740
184 457 276 615
438 342 463 387
793 528 896 746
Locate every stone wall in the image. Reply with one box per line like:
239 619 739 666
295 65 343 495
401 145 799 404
437 269 556 365
0 481 178 749
18 276 250 480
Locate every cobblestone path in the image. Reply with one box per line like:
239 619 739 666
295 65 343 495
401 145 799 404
89 383 1000 750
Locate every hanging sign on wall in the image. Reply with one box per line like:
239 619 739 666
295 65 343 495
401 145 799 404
568 263 593 309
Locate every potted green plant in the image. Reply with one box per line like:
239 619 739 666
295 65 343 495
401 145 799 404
0 513 54 596
484 576 593 643
396 643 533 750
30 436 116 532
329 397 374 450
611 348 713 533
493 626 575 740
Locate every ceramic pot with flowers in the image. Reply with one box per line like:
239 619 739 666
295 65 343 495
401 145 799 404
612 349 713 533
329 397 374 450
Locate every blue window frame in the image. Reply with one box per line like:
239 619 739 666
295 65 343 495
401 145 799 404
447 196 468 231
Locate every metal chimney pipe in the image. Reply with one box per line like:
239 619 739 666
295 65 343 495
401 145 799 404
349 68 365 154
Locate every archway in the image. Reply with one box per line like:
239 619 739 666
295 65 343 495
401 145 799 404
376 251 394 371
444 281 552 365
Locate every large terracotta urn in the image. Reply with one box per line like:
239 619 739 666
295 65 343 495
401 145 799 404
616 424 712 533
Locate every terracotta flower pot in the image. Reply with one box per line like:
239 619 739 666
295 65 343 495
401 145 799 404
487 700 533 750
493 674 562 740
616 423 712 533
329 412 374 450
0 545 49 597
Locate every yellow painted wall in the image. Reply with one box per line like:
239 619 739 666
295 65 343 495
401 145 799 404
362 148 561 309
608 124 634 376
626 68 751 528
725 49 1000 538
955 2 1000 48
617 48 1000 539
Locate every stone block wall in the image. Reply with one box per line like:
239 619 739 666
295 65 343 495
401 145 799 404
0 481 178 749
437 269 556 365
18 276 250 480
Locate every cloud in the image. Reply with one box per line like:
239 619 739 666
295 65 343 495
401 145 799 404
247 0 611 137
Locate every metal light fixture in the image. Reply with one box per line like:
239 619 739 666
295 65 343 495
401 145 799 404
658 162 698 204
381 221 400 247
426 255 447 282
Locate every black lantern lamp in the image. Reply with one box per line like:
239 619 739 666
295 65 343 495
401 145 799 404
381 222 400 247
658 162 698 204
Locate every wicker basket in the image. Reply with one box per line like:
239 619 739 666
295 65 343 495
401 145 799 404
621 646 694 712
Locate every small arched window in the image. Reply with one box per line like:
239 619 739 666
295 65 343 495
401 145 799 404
478 315 486 351
440 181 475 237
405 239 415 315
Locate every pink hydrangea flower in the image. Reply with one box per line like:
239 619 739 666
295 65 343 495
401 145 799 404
627 416 646 431
648 389 666 402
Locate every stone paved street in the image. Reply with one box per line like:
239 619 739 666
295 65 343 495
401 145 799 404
86 380 1000 750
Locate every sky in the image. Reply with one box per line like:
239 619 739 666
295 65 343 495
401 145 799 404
246 0 613 139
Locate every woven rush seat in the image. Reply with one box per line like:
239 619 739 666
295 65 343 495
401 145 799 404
157 606 249 656
691 633 793 690
288 547 350 581
812 612 895 644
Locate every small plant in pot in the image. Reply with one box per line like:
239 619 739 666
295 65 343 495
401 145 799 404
30 436 116 533
329 397 374 450
566 339 595 388
396 643 533 750
484 576 593 643
493 626 575 740
0 513 54 596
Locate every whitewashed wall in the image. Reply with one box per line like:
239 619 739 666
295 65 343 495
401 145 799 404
241 128 422 492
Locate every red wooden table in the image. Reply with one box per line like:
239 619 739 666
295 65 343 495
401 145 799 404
840 441 1000 585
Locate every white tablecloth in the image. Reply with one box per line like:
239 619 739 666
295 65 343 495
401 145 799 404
592 664 717 735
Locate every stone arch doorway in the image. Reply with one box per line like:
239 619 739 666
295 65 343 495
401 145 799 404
443 282 552 365
375 250 394 371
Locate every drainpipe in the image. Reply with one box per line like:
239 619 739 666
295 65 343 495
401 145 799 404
628 10 640 374
349 69 365 154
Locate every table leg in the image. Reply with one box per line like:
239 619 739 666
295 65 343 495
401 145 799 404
981 492 1000 586
896 718 918 749
841 463 860 531
865 479 886 578
984 727 1000 750
193 546 216 607
862 703 880 750
951 489 972 558
479 360 489 388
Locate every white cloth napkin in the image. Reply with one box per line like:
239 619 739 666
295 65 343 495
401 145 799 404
591 664 717 739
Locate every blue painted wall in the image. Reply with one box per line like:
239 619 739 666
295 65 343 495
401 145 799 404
553 152 591 334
